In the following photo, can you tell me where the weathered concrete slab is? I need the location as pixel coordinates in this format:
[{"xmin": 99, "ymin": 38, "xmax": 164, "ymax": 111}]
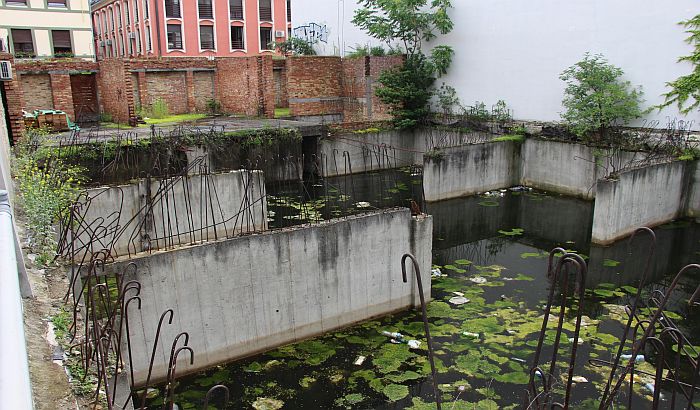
[{"xmin": 105, "ymin": 209, "xmax": 431, "ymax": 386}]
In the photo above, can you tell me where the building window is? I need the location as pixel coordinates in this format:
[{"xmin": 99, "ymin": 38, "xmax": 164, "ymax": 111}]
[
  {"xmin": 52, "ymin": 30, "xmax": 72, "ymax": 55},
  {"xmin": 134, "ymin": 0, "xmax": 139, "ymax": 21},
  {"xmin": 200, "ymin": 25, "xmax": 214, "ymax": 49},
  {"xmin": 125, "ymin": 1, "xmax": 130, "ymax": 25},
  {"xmin": 146, "ymin": 27, "xmax": 152, "ymax": 50},
  {"xmin": 229, "ymin": 0, "xmax": 242, "ymax": 20},
  {"xmin": 167, "ymin": 24, "xmax": 183, "ymax": 49},
  {"xmin": 164, "ymin": 0, "xmax": 180, "ymax": 18},
  {"xmin": 231, "ymin": 26, "xmax": 244, "ymax": 50},
  {"xmin": 11, "ymin": 29, "xmax": 34, "ymax": 57},
  {"xmin": 136, "ymin": 28, "xmax": 142, "ymax": 53},
  {"xmin": 47, "ymin": 0, "xmax": 67, "ymax": 8},
  {"xmin": 259, "ymin": 27, "xmax": 272, "ymax": 50},
  {"xmin": 259, "ymin": 0, "xmax": 272, "ymax": 22},
  {"xmin": 286, "ymin": 0, "xmax": 291, "ymax": 22},
  {"xmin": 144, "ymin": 0, "xmax": 149, "ymax": 19},
  {"xmin": 5, "ymin": 0, "xmax": 27, "ymax": 6},
  {"xmin": 198, "ymin": 0, "xmax": 213, "ymax": 19},
  {"xmin": 110, "ymin": 9, "xmax": 115, "ymax": 31}
]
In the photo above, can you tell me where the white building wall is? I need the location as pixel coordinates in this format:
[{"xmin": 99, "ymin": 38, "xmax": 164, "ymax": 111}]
[{"xmin": 294, "ymin": 0, "xmax": 699, "ymax": 128}]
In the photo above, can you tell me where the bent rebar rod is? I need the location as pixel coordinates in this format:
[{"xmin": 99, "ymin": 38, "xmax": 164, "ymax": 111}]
[
  {"xmin": 203, "ymin": 385, "xmax": 230, "ymax": 409},
  {"xmin": 401, "ymin": 253, "xmax": 441, "ymax": 410},
  {"xmin": 138, "ymin": 308, "xmax": 174, "ymax": 410}
]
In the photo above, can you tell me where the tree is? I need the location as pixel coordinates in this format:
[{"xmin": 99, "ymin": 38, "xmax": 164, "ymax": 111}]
[
  {"xmin": 275, "ymin": 37, "xmax": 317, "ymax": 56},
  {"xmin": 352, "ymin": 0, "xmax": 455, "ymax": 128},
  {"xmin": 659, "ymin": 14, "xmax": 700, "ymax": 114},
  {"xmin": 559, "ymin": 53, "xmax": 644, "ymax": 140}
]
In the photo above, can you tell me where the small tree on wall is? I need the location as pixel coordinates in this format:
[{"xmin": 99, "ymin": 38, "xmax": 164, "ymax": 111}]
[
  {"xmin": 659, "ymin": 14, "xmax": 700, "ymax": 114},
  {"xmin": 352, "ymin": 0, "xmax": 455, "ymax": 128},
  {"xmin": 559, "ymin": 53, "xmax": 644, "ymax": 141}
]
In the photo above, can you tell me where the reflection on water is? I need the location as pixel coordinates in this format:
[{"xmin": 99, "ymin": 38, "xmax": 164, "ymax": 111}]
[{"xmin": 140, "ymin": 177, "xmax": 700, "ymax": 409}]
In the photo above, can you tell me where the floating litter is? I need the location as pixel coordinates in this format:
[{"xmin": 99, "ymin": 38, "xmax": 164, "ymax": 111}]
[{"xmin": 449, "ymin": 296, "xmax": 470, "ymax": 305}]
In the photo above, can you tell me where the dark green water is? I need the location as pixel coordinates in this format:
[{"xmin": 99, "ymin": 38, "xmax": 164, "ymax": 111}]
[{"xmin": 139, "ymin": 171, "xmax": 700, "ymax": 409}]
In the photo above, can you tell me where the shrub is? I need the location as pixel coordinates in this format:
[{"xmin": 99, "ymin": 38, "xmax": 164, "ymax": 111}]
[
  {"xmin": 149, "ymin": 98, "xmax": 170, "ymax": 119},
  {"xmin": 14, "ymin": 129, "xmax": 84, "ymax": 265},
  {"xmin": 659, "ymin": 14, "xmax": 700, "ymax": 114},
  {"xmin": 276, "ymin": 37, "xmax": 317, "ymax": 56},
  {"xmin": 206, "ymin": 99, "xmax": 222, "ymax": 115},
  {"xmin": 560, "ymin": 53, "xmax": 645, "ymax": 141}
]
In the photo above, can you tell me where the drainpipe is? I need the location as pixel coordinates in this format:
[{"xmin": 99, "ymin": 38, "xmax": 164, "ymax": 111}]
[
  {"xmin": 0, "ymin": 190, "xmax": 33, "ymax": 409},
  {"xmin": 153, "ymin": 0, "xmax": 162, "ymax": 57}
]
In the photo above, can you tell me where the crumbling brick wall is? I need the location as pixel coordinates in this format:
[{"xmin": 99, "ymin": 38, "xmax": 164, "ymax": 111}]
[
  {"xmin": 215, "ymin": 56, "xmax": 274, "ymax": 118},
  {"xmin": 21, "ymin": 74, "xmax": 53, "ymax": 112},
  {"xmin": 0, "ymin": 53, "xmax": 25, "ymax": 142},
  {"xmin": 97, "ymin": 59, "xmax": 134, "ymax": 123}
]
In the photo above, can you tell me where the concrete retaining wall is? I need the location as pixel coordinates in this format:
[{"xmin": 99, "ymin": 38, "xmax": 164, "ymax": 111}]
[
  {"xmin": 520, "ymin": 139, "xmax": 598, "ymax": 199},
  {"xmin": 687, "ymin": 161, "xmax": 700, "ymax": 219},
  {"xmin": 108, "ymin": 209, "xmax": 431, "ymax": 386},
  {"xmin": 318, "ymin": 130, "xmax": 425, "ymax": 177},
  {"xmin": 71, "ymin": 170, "xmax": 267, "ymax": 258},
  {"xmin": 423, "ymin": 141, "xmax": 520, "ymax": 202},
  {"xmin": 591, "ymin": 161, "xmax": 688, "ymax": 245}
]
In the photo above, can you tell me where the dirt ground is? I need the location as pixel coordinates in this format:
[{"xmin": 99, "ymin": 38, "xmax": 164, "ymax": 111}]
[{"xmin": 16, "ymin": 222, "xmax": 88, "ymax": 409}]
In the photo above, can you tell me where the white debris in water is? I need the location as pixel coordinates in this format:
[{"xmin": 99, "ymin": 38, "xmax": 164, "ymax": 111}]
[
  {"xmin": 568, "ymin": 337, "xmax": 584, "ymax": 345},
  {"xmin": 355, "ymin": 201, "xmax": 371, "ymax": 208},
  {"xmin": 462, "ymin": 332, "xmax": 480, "ymax": 339},
  {"xmin": 452, "ymin": 291, "xmax": 465, "ymax": 297},
  {"xmin": 431, "ymin": 268, "xmax": 442, "ymax": 277},
  {"xmin": 469, "ymin": 276, "xmax": 487, "ymax": 284},
  {"xmin": 354, "ymin": 355, "xmax": 366, "ymax": 366},
  {"xmin": 407, "ymin": 340, "xmax": 421, "ymax": 349},
  {"xmin": 572, "ymin": 376, "xmax": 589, "ymax": 383},
  {"xmin": 448, "ymin": 296, "xmax": 470, "ymax": 305}
]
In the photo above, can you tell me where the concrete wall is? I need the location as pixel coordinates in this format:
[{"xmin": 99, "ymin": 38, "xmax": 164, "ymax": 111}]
[
  {"xmin": 318, "ymin": 130, "xmax": 425, "ymax": 177},
  {"xmin": 520, "ymin": 139, "xmax": 599, "ymax": 199},
  {"xmin": 423, "ymin": 141, "xmax": 520, "ymax": 202},
  {"xmin": 107, "ymin": 209, "xmax": 432, "ymax": 385},
  {"xmin": 687, "ymin": 161, "xmax": 700, "ymax": 219},
  {"xmin": 591, "ymin": 161, "xmax": 689, "ymax": 245},
  {"xmin": 71, "ymin": 170, "xmax": 267, "ymax": 259},
  {"xmin": 294, "ymin": 0, "xmax": 698, "ymax": 129}
]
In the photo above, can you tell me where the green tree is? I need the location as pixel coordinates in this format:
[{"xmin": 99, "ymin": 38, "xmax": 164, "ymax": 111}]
[
  {"xmin": 275, "ymin": 37, "xmax": 317, "ymax": 56},
  {"xmin": 659, "ymin": 14, "xmax": 700, "ymax": 114},
  {"xmin": 352, "ymin": 0, "xmax": 455, "ymax": 128},
  {"xmin": 560, "ymin": 53, "xmax": 644, "ymax": 140}
]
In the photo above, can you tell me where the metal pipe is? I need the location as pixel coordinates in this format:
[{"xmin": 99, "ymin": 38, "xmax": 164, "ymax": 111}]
[{"xmin": 0, "ymin": 190, "xmax": 34, "ymax": 409}]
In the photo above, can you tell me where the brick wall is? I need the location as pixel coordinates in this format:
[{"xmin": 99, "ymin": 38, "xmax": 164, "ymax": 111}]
[
  {"xmin": 273, "ymin": 59, "xmax": 288, "ymax": 108},
  {"xmin": 21, "ymin": 74, "xmax": 53, "ymax": 112},
  {"xmin": 97, "ymin": 59, "xmax": 134, "ymax": 123},
  {"xmin": 0, "ymin": 53, "xmax": 25, "ymax": 142},
  {"xmin": 193, "ymin": 71, "xmax": 215, "ymax": 112},
  {"xmin": 288, "ymin": 55, "xmax": 403, "ymax": 121},
  {"xmin": 287, "ymin": 56, "xmax": 343, "ymax": 117},
  {"xmin": 50, "ymin": 74, "xmax": 75, "ymax": 121},
  {"xmin": 215, "ymin": 56, "xmax": 274, "ymax": 118},
  {"xmin": 144, "ymin": 71, "xmax": 187, "ymax": 114}
]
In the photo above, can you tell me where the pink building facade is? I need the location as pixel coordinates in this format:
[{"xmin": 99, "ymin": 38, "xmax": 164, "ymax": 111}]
[{"xmin": 91, "ymin": 0, "xmax": 291, "ymax": 59}]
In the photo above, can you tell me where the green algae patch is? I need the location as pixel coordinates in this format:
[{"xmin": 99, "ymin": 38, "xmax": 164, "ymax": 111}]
[
  {"xmin": 299, "ymin": 376, "xmax": 316, "ymax": 388},
  {"xmin": 498, "ymin": 228, "xmax": 524, "ymax": 236},
  {"xmin": 252, "ymin": 397, "xmax": 284, "ymax": 410},
  {"xmin": 372, "ymin": 343, "xmax": 417, "ymax": 374},
  {"xmin": 383, "ymin": 383, "xmax": 410, "ymax": 401},
  {"xmin": 334, "ymin": 393, "xmax": 366, "ymax": 408}
]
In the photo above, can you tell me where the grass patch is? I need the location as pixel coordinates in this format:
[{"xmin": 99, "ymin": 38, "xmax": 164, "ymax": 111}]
[
  {"xmin": 141, "ymin": 113, "xmax": 207, "ymax": 126},
  {"xmin": 274, "ymin": 107, "xmax": 291, "ymax": 118},
  {"xmin": 492, "ymin": 134, "xmax": 525, "ymax": 143},
  {"xmin": 98, "ymin": 122, "xmax": 130, "ymax": 129}
]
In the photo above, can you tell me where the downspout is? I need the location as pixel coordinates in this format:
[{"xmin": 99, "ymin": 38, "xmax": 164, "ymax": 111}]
[{"xmin": 0, "ymin": 190, "xmax": 34, "ymax": 409}]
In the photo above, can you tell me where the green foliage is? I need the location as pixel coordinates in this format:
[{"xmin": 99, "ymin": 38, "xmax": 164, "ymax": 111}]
[
  {"xmin": 659, "ymin": 14, "xmax": 700, "ymax": 114},
  {"xmin": 491, "ymin": 100, "xmax": 512, "ymax": 122},
  {"xmin": 560, "ymin": 53, "xmax": 645, "ymax": 140},
  {"xmin": 370, "ymin": 46, "xmax": 386, "ymax": 56},
  {"xmin": 435, "ymin": 83, "xmax": 459, "ymax": 116},
  {"xmin": 276, "ymin": 37, "xmax": 317, "ymax": 56},
  {"xmin": 347, "ymin": 44, "xmax": 388, "ymax": 58},
  {"xmin": 148, "ymin": 98, "xmax": 170, "ymax": 119},
  {"xmin": 99, "ymin": 112, "xmax": 113, "ymax": 123},
  {"xmin": 678, "ymin": 147, "xmax": 700, "ymax": 161},
  {"xmin": 353, "ymin": 0, "xmax": 455, "ymax": 128},
  {"xmin": 376, "ymin": 54, "xmax": 439, "ymax": 128},
  {"xmin": 206, "ymin": 98, "xmax": 222, "ymax": 114},
  {"xmin": 14, "ymin": 128, "xmax": 84, "ymax": 265}
]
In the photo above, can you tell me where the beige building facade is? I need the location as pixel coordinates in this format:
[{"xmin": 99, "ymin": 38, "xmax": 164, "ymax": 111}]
[{"xmin": 0, "ymin": 0, "xmax": 94, "ymax": 59}]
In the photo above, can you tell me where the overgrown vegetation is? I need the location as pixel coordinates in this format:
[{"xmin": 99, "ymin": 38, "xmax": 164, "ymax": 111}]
[
  {"xmin": 13, "ymin": 127, "xmax": 84, "ymax": 265},
  {"xmin": 137, "ymin": 98, "xmax": 170, "ymax": 119},
  {"xmin": 659, "ymin": 14, "xmax": 700, "ymax": 114},
  {"xmin": 275, "ymin": 37, "xmax": 317, "ymax": 56},
  {"xmin": 560, "ymin": 53, "xmax": 645, "ymax": 141},
  {"xmin": 353, "ymin": 0, "xmax": 455, "ymax": 128},
  {"xmin": 346, "ymin": 44, "xmax": 403, "ymax": 58}
]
